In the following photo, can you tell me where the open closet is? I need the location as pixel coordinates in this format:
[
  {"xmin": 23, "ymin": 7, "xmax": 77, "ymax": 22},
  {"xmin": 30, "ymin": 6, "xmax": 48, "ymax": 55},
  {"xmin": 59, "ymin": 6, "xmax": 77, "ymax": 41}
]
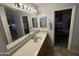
[{"xmin": 54, "ymin": 9, "xmax": 72, "ymax": 48}]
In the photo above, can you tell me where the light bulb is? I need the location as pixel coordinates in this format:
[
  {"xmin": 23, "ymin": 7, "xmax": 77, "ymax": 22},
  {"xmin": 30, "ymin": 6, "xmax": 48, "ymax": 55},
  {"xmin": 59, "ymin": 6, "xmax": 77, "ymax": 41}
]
[
  {"xmin": 30, "ymin": 8, "xmax": 33, "ymax": 12},
  {"xmin": 33, "ymin": 10, "xmax": 37, "ymax": 13},
  {"xmin": 24, "ymin": 5, "xmax": 27, "ymax": 10},
  {"xmin": 28, "ymin": 7, "xmax": 31, "ymax": 11},
  {"xmin": 19, "ymin": 3, "xmax": 22, "ymax": 7},
  {"xmin": 19, "ymin": 3, "xmax": 23, "ymax": 9}
]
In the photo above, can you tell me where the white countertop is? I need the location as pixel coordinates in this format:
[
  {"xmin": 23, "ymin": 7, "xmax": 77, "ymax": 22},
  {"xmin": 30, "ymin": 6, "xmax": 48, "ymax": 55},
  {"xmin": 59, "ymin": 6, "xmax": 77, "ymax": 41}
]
[
  {"xmin": 12, "ymin": 32, "xmax": 47, "ymax": 56},
  {"xmin": 7, "ymin": 31, "xmax": 34, "ymax": 50}
]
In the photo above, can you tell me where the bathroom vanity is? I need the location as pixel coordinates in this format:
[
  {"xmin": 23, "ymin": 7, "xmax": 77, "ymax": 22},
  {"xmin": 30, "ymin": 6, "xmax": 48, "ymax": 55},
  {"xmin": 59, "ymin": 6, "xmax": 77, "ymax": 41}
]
[
  {"xmin": 13, "ymin": 31, "xmax": 47, "ymax": 56},
  {"xmin": 6, "ymin": 31, "xmax": 48, "ymax": 56}
]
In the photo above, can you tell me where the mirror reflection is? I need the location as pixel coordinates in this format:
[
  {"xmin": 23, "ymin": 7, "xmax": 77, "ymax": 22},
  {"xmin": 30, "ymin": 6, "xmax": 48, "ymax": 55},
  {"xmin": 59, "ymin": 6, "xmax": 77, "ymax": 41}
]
[
  {"xmin": 32, "ymin": 18, "xmax": 38, "ymax": 28},
  {"xmin": 4, "ymin": 6, "xmax": 30, "ymax": 44},
  {"xmin": 40, "ymin": 16, "xmax": 47, "ymax": 28},
  {"xmin": 22, "ymin": 16, "xmax": 29, "ymax": 34}
]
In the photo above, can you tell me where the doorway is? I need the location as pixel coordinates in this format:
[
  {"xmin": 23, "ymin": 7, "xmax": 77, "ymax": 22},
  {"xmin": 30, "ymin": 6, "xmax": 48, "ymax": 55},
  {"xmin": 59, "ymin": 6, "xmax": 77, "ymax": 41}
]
[{"xmin": 54, "ymin": 9, "xmax": 72, "ymax": 48}]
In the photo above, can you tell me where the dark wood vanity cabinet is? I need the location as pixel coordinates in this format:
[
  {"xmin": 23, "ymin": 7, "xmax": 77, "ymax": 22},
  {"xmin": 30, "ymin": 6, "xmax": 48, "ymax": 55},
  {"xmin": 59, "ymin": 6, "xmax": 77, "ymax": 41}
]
[{"xmin": 37, "ymin": 34, "xmax": 50, "ymax": 56}]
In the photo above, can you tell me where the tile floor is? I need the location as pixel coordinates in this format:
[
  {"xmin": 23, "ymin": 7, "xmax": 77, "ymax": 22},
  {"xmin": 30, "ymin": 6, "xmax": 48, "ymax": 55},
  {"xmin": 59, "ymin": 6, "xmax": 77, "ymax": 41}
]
[{"xmin": 45, "ymin": 46, "xmax": 79, "ymax": 56}]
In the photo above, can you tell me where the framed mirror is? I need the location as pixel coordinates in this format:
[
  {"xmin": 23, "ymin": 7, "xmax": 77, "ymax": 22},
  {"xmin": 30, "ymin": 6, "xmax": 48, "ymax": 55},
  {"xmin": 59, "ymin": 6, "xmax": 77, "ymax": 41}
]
[
  {"xmin": 4, "ymin": 5, "xmax": 30, "ymax": 43},
  {"xmin": 2, "ymin": 5, "xmax": 30, "ymax": 55},
  {"xmin": 32, "ymin": 18, "xmax": 38, "ymax": 28},
  {"xmin": 40, "ymin": 16, "xmax": 47, "ymax": 28}
]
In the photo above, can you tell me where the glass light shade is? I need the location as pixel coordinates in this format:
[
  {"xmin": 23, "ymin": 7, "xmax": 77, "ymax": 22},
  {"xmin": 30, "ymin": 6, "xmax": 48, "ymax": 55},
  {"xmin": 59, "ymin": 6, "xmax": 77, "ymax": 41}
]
[
  {"xmin": 19, "ymin": 3, "xmax": 22, "ymax": 7},
  {"xmin": 28, "ymin": 7, "xmax": 31, "ymax": 11},
  {"xmin": 24, "ymin": 5, "xmax": 27, "ymax": 10}
]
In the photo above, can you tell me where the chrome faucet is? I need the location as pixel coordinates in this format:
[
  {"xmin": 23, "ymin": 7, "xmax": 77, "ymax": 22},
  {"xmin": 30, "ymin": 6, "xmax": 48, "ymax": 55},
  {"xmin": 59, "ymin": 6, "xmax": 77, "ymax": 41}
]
[{"xmin": 31, "ymin": 30, "xmax": 40, "ymax": 43}]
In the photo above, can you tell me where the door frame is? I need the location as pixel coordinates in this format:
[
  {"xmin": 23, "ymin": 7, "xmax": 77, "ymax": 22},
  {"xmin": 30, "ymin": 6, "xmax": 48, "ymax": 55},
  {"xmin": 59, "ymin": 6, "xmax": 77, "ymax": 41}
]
[{"xmin": 53, "ymin": 6, "xmax": 76, "ymax": 50}]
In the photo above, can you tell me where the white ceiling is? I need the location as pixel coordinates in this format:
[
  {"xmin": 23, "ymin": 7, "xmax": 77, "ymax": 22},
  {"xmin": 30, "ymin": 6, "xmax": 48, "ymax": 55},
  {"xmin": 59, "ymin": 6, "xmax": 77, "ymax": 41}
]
[{"xmin": 33, "ymin": 3, "xmax": 50, "ymax": 7}]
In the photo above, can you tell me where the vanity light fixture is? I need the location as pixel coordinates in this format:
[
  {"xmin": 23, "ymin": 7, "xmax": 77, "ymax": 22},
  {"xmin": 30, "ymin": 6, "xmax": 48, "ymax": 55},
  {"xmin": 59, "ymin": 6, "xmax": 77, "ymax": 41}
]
[{"xmin": 14, "ymin": 3, "xmax": 37, "ymax": 14}]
